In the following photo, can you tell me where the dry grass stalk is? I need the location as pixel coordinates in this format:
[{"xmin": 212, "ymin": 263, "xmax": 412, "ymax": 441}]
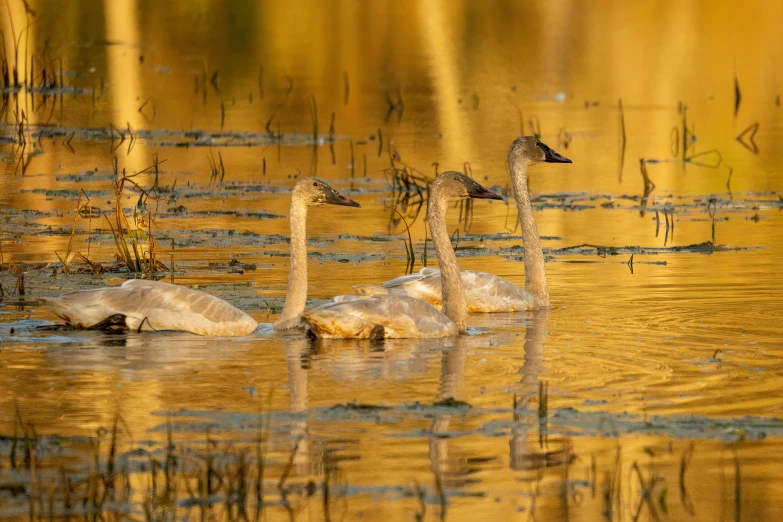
[{"xmin": 102, "ymin": 161, "xmax": 169, "ymax": 274}]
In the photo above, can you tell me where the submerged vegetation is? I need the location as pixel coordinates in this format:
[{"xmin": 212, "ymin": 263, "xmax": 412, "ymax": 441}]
[{"xmin": 0, "ymin": 395, "xmax": 764, "ymax": 521}]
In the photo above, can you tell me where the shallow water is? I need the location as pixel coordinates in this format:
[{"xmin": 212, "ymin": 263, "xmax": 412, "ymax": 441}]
[{"xmin": 1, "ymin": 1, "xmax": 783, "ymax": 520}]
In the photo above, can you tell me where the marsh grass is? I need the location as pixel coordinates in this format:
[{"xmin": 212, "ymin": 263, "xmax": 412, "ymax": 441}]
[
  {"xmin": 328, "ymin": 113, "xmax": 336, "ymax": 165},
  {"xmin": 0, "ymin": 395, "xmax": 299, "ymax": 521},
  {"xmin": 309, "ymin": 95, "xmax": 318, "ymax": 143},
  {"xmin": 383, "ymin": 150, "xmax": 483, "ymax": 266},
  {"xmin": 2, "ymin": 409, "xmax": 136, "ymax": 520},
  {"xmin": 384, "ymin": 144, "xmax": 430, "ymax": 231},
  {"xmin": 0, "ymin": 401, "xmax": 752, "ymax": 522},
  {"xmin": 55, "ymin": 188, "xmax": 104, "ymax": 274},
  {"xmin": 349, "ymin": 140, "xmax": 354, "ymax": 178},
  {"xmin": 208, "ymin": 149, "xmax": 225, "ymax": 185},
  {"xmin": 99, "ymin": 158, "xmax": 170, "ymax": 274},
  {"xmin": 394, "ymin": 209, "xmax": 415, "ymax": 275},
  {"xmin": 601, "ymin": 446, "xmax": 624, "ymax": 520},
  {"xmin": 0, "ymin": 260, "xmax": 25, "ymax": 300},
  {"xmin": 630, "ymin": 458, "xmax": 662, "ymax": 520},
  {"xmin": 638, "ymin": 158, "xmax": 655, "ymax": 217}
]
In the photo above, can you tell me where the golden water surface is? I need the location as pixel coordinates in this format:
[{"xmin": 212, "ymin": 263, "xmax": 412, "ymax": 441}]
[{"xmin": 1, "ymin": 1, "xmax": 782, "ymax": 520}]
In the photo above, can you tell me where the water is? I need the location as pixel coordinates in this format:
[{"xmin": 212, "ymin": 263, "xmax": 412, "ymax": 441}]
[{"xmin": 1, "ymin": 1, "xmax": 783, "ymax": 520}]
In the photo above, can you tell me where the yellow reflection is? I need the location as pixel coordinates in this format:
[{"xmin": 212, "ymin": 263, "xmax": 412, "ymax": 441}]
[
  {"xmin": 103, "ymin": 0, "xmax": 145, "ymax": 172},
  {"xmin": 418, "ymin": 0, "xmax": 471, "ymax": 165}
]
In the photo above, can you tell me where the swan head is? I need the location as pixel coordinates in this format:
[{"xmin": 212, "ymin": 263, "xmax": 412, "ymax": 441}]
[
  {"xmin": 432, "ymin": 171, "xmax": 503, "ymax": 203},
  {"xmin": 294, "ymin": 178, "xmax": 360, "ymax": 207},
  {"xmin": 509, "ymin": 136, "xmax": 572, "ymax": 166}
]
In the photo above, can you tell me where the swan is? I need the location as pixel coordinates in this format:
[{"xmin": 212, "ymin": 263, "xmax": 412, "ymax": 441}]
[
  {"xmin": 355, "ymin": 136, "xmax": 571, "ymax": 311},
  {"xmin": 302, "ymin": 171, "xmax": 502, "ymax": 339},
  {"xmin": 40, "ymin": 178, "xmax": 360, "ymax": 336}
]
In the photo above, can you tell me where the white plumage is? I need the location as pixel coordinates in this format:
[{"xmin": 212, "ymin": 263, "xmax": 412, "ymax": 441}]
[
  {"xmin": 355, "ymin": 267, "xmax": 537, "ymax": 312},
  {"xmin": 40, "ymin": 178, "xmax": 361, "ymax": 337},
  {"xmin": 355, "ymin": 136, "xmax": 572, "ymax": 313},
  {"xmin": 41, "ymin": 279, "xmax": 259, "ymax": 336},
  {"xmin": 303, "ymin": 294, "xmax": 458, "ymax": 339},
  {"xmin": 302, "ymin": 171, "xmax": 503, "ymax": 339}
]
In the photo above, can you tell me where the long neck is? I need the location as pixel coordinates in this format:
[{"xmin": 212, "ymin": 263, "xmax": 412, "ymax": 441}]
[
  {"xmin": 510, "ymin": 158, "xmax": 549, "ymax": 307},
  {"xmin": 428, "ymin": 196, "xmax": 467, "ymax": 331},
  {"xmin": 278, "ymin": 198, "xmax": 309, "ymax": 325}
]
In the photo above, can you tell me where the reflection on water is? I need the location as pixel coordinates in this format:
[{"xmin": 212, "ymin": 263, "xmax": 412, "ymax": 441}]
[{"xmin": 2, "ymin": 0, "xmax": 783, "ymax": 520}]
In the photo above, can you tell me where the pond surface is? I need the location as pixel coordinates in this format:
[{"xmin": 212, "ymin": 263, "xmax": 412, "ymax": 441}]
[{"xmin": 1, "ymin": 1, "xmax": 782, "ymax": 520}]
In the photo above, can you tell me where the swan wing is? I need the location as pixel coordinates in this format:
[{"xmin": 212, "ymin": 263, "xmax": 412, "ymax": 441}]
[
  {"xmin": 380, "ymin": 267, "xmax": 441, "ymax": 288},
  {"xmin": 376, "ymin": 267, "xmax": 443, "ymax": 306},
  {"xmin": 459, "ymin": 270, "xmax": 535, "ymax": 312},
  {"xmin": 42, "ymin": 279, "xmax": 258, "ymax": 336},
  {"xmin": 303, "ymin": 294, "xmax": 457, "ymax": 339},
  {"xmin": 374, "ymin": 268, "xmax": 534, "ymax": 312}
]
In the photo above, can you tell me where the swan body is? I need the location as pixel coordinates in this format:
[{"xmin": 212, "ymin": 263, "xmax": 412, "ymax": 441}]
[
  {"xmin": 358, "ymin": 137, "xmax": 571, "ymax": 312},
  {"xmin": 303, "ymin": 172, "xmax": 502, "ymax": 339},
  {"xmin": 40, "ymin": 279, "xmax": 259, "ymax": 336},
  {"xmin": 303, "ymin": 294, "xmax": 458, "ymax": 339},
  {"xmin": 42, "ymin": 178, "xmax": 360, "ymax": 336},
  {"xmin": 355, "ymin": 267, "xmax": 539, "ymax": 311}
]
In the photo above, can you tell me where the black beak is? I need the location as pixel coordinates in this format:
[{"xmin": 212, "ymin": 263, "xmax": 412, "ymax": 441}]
[
  {"xmin": 466, "ymin": 179, "xmax": 503, "ymax": 201},
  {"xmin": 326, "ymin": 189, "xmax": 361, "ymax": 208},
  {"xmin": 539, "ymin": 141, "xmax": 572, "ymax": 163}
]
